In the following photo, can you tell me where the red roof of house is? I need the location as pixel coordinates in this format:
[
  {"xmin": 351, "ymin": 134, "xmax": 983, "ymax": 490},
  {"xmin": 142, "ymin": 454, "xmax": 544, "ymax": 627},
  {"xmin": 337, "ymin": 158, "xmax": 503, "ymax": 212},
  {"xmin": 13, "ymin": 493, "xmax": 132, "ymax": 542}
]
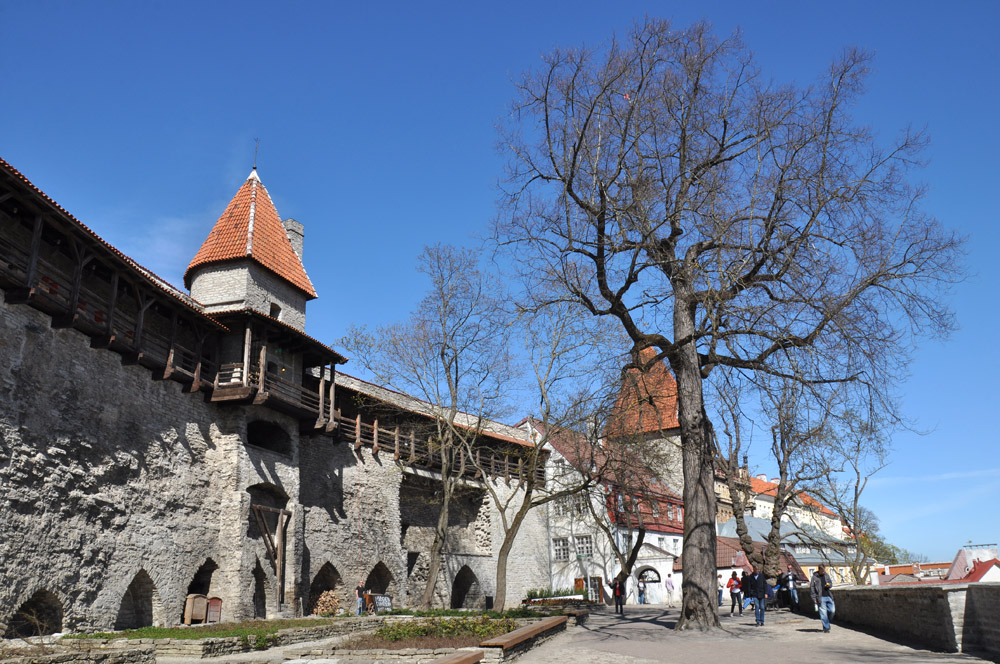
[
  {"xmin": 185, "ymin": 169, "xmax": 316, "ymax": 298},
  {"xmin": 748, "ymin": 476, "xmax": 837, "ymax": 517},
  {"xmin": 605, "ymin": 347, "xmax": 680, "ymax": 439},
  {"xmin": 965, "ymin": 558, "xmax": 1000, "ymax": 583}
]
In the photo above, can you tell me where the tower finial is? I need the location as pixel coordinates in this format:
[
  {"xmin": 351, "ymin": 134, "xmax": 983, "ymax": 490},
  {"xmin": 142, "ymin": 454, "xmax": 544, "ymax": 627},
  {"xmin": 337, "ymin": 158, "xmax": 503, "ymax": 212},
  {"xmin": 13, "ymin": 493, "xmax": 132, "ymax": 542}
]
[{"xmin": 253, "ymin": 138, "xmax": 260, "ymax": 170}]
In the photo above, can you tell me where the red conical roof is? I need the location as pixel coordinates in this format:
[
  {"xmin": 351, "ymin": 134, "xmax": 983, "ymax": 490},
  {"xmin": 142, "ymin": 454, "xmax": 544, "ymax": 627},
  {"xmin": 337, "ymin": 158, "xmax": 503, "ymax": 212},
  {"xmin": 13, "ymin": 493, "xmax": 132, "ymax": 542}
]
[
  {"xmin": 605, "ymin": 347, "xmax": 680, "ymax": 438},
  {"xmin": 184, "ymin": 169, "xmax": 317, "ymax": 298}
]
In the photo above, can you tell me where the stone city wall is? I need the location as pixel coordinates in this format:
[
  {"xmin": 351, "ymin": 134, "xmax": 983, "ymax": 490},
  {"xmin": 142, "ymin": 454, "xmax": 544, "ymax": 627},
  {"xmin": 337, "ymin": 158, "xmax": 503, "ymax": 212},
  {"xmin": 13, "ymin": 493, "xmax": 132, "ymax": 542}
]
[{"xmin": 801, "ymin": 583, "xmax": 1000, "ymax": 659}]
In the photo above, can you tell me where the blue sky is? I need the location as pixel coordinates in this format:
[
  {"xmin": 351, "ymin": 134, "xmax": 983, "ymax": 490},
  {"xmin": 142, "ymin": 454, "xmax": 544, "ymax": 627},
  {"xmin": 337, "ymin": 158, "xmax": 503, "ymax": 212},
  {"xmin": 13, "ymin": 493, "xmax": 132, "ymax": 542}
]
[{"xmin": 1, "ymin": 1, "xmax": 997, "ymax": 562}]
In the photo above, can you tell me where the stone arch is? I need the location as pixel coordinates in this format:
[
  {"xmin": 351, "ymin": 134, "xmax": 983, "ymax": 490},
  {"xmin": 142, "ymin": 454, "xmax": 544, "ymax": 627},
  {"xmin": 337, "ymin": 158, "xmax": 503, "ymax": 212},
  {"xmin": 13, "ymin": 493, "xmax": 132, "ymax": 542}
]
[
  {"xmin": 307, "ymin": 562, "xmax": 342, "ymax": 615},
  {"xmin": 246, "ymin": 483, "xmax": 289, "ymax": 540},
  {"xmin": 450, "ymin": 566, "xmax": 483, "ymax": 609},
  {"xmin": 246, "ymin": 420, "xmax": 291, "ymax": 455},
  {"xmin": 251, "ymin": 558, "xmax": 270, "ymax": 619},
  {"xmin": 186, "ymin": 558, "xmax": 219, "ymax": 596},
  {"xmin": 4, "ymin": 589, "xmax": 63, "ymax": 638},
  {"xmin": 115, "ymin": 570, "xmax": 164, "ymax": 630},
  {"xmin": 364, "ymin": 562, "xmax": 395, "ymax": 596},
  {"xmin": 636, "ymin": 566, "xmax": 661, "ymax": 583}
]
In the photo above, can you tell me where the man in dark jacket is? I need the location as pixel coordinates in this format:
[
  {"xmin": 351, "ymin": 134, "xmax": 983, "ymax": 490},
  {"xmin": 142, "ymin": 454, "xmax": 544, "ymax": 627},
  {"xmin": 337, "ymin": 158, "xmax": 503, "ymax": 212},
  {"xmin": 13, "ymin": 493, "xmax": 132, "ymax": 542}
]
[
  {"xmin": 747, "ymin": 565, "xmax": 768, "ymax": 626},
  {"xmin": 810, "ymin": 565, "xmax": 835, "ymax": 632}
]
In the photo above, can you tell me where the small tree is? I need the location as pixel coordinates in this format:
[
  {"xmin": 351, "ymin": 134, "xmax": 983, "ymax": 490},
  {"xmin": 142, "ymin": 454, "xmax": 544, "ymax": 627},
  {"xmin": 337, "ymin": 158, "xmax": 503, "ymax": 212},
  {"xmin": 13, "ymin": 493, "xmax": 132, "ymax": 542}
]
[{"xmin": 344, "ymin": 244, "xmax": 514, "ymax": 608}]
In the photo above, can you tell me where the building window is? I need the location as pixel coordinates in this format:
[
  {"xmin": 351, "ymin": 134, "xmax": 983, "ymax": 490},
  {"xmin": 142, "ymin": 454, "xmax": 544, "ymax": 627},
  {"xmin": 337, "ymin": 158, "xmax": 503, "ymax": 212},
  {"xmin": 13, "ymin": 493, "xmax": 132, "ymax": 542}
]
[
  {"xmin": 651, "ymin": 501, "xmax": 660, "ymax": 518},
  {"xmin": 576, "ymin": 535, "xmax": 593, "ymax": 557},
  {"xmin": 269, "ymin": 302, "xmax": 282, "ymax": 319},
  {"xmin": 553, "ymin": 538, "xmax": 570, "ymax": 562}
]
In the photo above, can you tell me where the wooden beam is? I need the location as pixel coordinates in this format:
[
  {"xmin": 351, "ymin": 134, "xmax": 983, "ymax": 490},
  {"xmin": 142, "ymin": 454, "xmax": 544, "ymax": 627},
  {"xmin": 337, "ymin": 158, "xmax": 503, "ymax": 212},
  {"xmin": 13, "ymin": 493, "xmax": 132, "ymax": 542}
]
[
  {"xmin": 6, "ymin": 215, "xmax": 43, "ymax": 303},
  {"xmin": 242, "ymin": 323, "xmax": 252, "ymax": 387},
  {"xmin": 184, "ymin": 333, "xmax": 205, "ymax": 393},
  {"xmin": 372, "ymin": 418, "xmax": 379, "ymax": 455},
  {"xmin": 52, "ymin": 240, "xmax": 93, "ymax": 328},
  {"xmin": 91, "ymin": 270, "xmax": 119, "ymax": 348}
]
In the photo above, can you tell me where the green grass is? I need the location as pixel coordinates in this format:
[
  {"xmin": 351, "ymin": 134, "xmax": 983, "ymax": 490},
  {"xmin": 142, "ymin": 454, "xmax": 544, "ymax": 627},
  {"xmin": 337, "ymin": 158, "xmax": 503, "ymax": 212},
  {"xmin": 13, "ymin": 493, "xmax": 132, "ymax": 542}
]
[{"xmin": 62, "ymin": 617, "xmax": 339, "ymax": 642}]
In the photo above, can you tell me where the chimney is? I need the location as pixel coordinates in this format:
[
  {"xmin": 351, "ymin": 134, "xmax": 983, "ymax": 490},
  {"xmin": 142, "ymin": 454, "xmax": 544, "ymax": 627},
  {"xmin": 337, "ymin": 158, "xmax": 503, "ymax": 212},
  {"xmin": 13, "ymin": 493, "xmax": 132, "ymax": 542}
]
[
  {"xmin": 756, "ymin": 473, "xmax": 767, "ymax": 481},
  {"xmin": 283, "ymin": 218, "xmax": 304, "ymax": 259}
]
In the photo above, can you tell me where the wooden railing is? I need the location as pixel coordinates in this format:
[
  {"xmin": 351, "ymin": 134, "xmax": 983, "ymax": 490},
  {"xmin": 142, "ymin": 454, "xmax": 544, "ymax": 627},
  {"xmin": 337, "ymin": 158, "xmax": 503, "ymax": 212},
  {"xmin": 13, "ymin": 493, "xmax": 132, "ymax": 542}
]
[
  {"xmin": 333, "ymin": 412, "xmax": 545, "ymax": 485},
  {"xmin": 261, "ymin": 370, "xmax": 320, "ymax": 414},
  {"xmin": 0, "ymin": 230, "xmax": 218, "ymax": 387}
]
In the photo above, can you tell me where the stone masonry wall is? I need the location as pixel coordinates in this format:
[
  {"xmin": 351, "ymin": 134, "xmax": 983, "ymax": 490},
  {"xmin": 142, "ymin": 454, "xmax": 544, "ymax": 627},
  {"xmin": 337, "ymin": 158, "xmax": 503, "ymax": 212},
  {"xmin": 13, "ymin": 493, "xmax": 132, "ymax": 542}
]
[
  {"xmin": 827, "ymin": 583, "xmax": 1000, "ymax": 658},
  {"xmin": 0, "ymin": 292, "xmax": 553, "ymax": 632},
  {"xmin": 189, "ymin": 263, "xmax": 307, "ymax": 331},
  {"xmin": 0, "ymin": 295, "xmax": 311, "ymax": 630},
  {"xmin": 961, "ymin": 584, "xmax": 1000, "ymax": 659}
]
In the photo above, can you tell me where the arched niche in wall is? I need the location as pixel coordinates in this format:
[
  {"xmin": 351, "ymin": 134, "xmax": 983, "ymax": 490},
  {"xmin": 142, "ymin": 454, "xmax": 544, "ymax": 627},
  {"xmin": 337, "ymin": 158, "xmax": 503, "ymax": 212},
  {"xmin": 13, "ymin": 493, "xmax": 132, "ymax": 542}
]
[
  {"xmin": 115, "ymin": 570, "xmax": 163, "ymax": 630},
  {"xmin": 251, "ymin": 558, "xmax": 270, "ymax": 619},
  {"xmin": 246, "ymin": 420, "xmax": 291, "ymax": 456},
  {"xmin": 246, "ymin": 483, "xmax": 290, "ymax": 540},
  {"xmin": 450, "ymin": 566, "xmax": 483, "ymax": 609},
  {"xmin": 4, "ymin": 590, "xmax": 63, "ymax": 638},
  {"xmin": 307, "ymin": 562, "xmax": 342, "ymax": 615},
  {"xmin": 186, "ymin": 558, "xmax": 219, "ymax": 596},
  {"xmin": 364, "ymin": 562, "xmax": 395, "ymax": 596}
]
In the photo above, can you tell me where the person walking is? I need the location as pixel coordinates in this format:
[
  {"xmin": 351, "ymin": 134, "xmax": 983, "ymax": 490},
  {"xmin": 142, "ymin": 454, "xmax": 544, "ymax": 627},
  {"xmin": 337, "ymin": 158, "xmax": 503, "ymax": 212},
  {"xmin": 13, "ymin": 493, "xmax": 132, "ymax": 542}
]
[
  {"xmin": 611, "ymin": 575, "xmax": 626, "ymax": 615},
  {"xmin": 747, "ymin": 565, "xmax": 768, "ymax": 626},
  {"xmin": 783, "ymin": 564, "xmax": 801, "ymax": 611},
  {"xmin": 717, "ymin": 574, "xmax": 725, "ymax": 607},
  {"xmin": 726, "ymin": 571, "xmax": 742, "ymax": 616},
  {"xmin": 663, "ymin": 574, "xmax": 676, "ymax": 607},
  {"xmin": 811, "ymin": 564, "xmax": 836, "ymax": 633},
  {"xmin": 741, "ymin": 570, "xmax": 752, "ymax": 612},
  {"xmin": 638, "ymin": 579, "xmax": 646, "ymax": 605}
]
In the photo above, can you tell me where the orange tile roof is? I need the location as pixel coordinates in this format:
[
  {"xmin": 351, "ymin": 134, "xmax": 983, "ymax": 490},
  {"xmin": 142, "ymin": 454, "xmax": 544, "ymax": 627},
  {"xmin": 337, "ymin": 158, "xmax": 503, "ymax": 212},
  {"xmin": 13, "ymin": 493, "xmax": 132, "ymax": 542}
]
[
  {"xmin": 184, "ymin": 169, "xmax": 317, "ymax": 298},
  {"xmin": 605, "ymin": 347, "xmax": 680, "ymax": 438}
]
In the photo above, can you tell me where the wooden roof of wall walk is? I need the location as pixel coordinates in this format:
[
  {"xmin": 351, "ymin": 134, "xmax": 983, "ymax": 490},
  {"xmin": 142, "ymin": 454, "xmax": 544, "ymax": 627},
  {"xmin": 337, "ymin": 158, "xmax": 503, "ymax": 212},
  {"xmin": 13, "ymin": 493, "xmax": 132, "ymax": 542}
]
[
  {"xmin": 0, "ymin": 156, "xmax": 226, "ymax": 331},
  {"xmin": 211, "ymin": 308, "xmax": 347, "ymax": 366},
  {"xmin": 335, "ymin": 372, "xmax": 534, "ymax": 449}
]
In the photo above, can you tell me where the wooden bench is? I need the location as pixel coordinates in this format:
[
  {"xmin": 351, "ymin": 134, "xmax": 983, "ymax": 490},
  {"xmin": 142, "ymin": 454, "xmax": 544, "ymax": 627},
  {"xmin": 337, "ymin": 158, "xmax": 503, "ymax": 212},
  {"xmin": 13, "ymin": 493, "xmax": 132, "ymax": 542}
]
[
  {"xmin": 430, "ymin": 650, "xmax": 484, "ymax": 664},
  {"xmin": 480, "ymin": 615, "xmax": 568, "ymax": 650},
  {"xmin": 564, "ymin": 608, "xmax": 590, "ymax": 625}
]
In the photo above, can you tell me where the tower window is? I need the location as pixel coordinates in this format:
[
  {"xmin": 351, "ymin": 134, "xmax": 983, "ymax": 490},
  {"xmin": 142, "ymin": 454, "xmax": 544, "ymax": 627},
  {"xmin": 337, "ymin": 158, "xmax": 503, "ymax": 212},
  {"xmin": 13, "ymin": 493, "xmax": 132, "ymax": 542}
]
[{"xmin": 269, "ymin": 303, "xmax": 282, "ymax": 319}]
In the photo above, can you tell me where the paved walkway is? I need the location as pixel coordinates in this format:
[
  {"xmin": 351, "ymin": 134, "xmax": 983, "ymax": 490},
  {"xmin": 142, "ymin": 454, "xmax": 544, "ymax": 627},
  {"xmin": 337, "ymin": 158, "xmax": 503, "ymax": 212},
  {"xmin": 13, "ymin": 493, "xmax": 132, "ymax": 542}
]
[{"xmin": 514, "ymin": 605, "xmax": 987, "ymax": 664}]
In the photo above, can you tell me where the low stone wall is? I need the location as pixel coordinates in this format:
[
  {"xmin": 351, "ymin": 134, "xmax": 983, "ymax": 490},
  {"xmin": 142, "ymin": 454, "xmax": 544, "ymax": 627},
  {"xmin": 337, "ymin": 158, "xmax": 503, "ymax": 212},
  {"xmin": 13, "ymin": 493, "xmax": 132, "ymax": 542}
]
[
  {"xmin": 64, "ymin": 616, "xmax": 388, "ymax": 658},
  {"xmin": 796, "ymin": 583, "xmax": 1000, "ymax": 659},
  {"xmin": 0, "ymin": 646, "xmax": 154, "ymax": 664}
]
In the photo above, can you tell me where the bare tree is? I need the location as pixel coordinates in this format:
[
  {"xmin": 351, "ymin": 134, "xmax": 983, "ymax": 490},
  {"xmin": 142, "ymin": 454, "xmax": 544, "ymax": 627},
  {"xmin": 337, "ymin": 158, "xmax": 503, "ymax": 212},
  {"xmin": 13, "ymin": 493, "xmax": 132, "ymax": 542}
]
[
  {"xmin": 468, "ymin": 302, "xmax": 619, "ymax": 611},
  {"xmin": 496, "ymin": 19, "xmax": 961, "ymax": 628},
  {"xmin": 344, "ymin": 244, "xmax": 514, "ymax": 609},
  {"xmin": 807, "ymin": 412, "xmax": 890, "ymax": 584}
]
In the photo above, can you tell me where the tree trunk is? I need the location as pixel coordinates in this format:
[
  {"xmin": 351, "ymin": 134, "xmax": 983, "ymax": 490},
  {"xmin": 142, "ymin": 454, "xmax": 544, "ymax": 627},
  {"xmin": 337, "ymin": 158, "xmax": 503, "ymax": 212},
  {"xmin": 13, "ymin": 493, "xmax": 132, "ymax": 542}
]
[
  {"xmin": 492, "ymin": 496, "xmax": 534, "ymax": 613},
  {"xmin": 420, "ymin": 476, "xmax": 453, "ymax": 609},
  {"xmin": 672, "ymin": 299, "xmax": 720, "ymax": 631}
]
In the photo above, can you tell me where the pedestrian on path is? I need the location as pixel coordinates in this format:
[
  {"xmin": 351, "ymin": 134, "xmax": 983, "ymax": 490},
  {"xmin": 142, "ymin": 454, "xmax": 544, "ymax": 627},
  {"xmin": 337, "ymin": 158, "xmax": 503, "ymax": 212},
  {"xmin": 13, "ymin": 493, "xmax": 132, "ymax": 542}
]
[
  {"xmin": 663, "ymin": 574, "xmax": 676, "ymax": 607},
  {"xmin": 811, "ymin": 564, "xmax": 836, "ymax": 633},
  {"xmin": 611, "ymin": 575, "xmax": 626, "ymax": 614},
  {"xmin": 726, "ymin": 571, "xmax": 742, "ymax": 616},
  {"xmin": 747, "ymin": 565, "xmax": 767, "ymax": 626},
  {"xmin": 717, "ymin": 574, "xmax": 724, "ymax": 606},
  {"xmin": 638, "ymin": 579, "xmax": 646, "ymax": 605}
]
